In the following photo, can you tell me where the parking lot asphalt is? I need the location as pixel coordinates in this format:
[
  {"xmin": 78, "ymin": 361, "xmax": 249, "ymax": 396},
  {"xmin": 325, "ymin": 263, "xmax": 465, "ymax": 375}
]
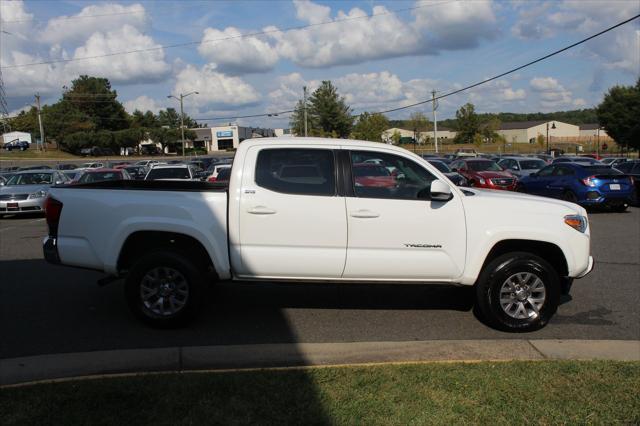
[{"xmin": 1, "ymin": 209, "xmax": 639, "ymax": 359}]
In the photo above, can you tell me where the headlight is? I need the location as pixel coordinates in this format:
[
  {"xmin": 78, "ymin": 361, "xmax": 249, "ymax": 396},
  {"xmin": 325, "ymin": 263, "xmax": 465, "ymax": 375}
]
[
  {"xmin": 29, "ymin": 190, "xmax": 48, "ymax": 199},
  {"xmin": 564, "ymin": 214, "xmax": 587, "ymax": 233}
]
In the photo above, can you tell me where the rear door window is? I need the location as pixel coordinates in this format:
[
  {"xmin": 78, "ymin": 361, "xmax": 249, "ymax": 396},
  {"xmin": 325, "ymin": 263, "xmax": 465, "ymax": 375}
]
[{"xmin": 255, "ymin": 148, "xmax": 336, "ymax": 196}]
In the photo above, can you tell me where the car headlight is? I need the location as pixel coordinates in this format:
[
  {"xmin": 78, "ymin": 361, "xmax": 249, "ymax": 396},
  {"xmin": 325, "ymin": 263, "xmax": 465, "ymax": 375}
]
[
  {"xmin": 28, "ymin": 190, "xmax": 48, "ymax": 199},
  {"xmin": 564, "ymin": 214, "xmax": 588, "ymax": 233}
]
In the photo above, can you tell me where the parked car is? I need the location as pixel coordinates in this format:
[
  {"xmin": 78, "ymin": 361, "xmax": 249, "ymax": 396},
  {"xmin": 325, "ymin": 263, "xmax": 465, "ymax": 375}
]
[
  {"xmin": 614, "ymin": 160, "xmax": 640, "ymax": 205},
  {"xmin": 449, "ymin": 158, "xmax": 517, "ymax": 191},
  {"xmin": 552, "ymin": 156, "xmax": 602, "ymax": 165},
  {"xmin": 123, "ymin": 166, "xmax": 148, "ymax": 180},
  {"xmin": 532, "ymin": 154, "xmax": 554, "ymax": 163},
  {"xmin": 206, "ymin": 164, "xmax": 232, "ymax": 182},
  {"xmin": 74, "ymin": 168, "xmax": 131, "ymax": 184},
  {"xmin": 56, "ymin": 163, "xmax": 78, "ymax": 170},
  {"xmin": 43, "ymin": 137, "xmax": 593, "ymax": 331},
  {"xmin": 79, "ymin": 162, "xmax": 105, "ymax": 170},
  {"xmin": 498, "ymin": 157, "xmax": 548, "ymax": 178},
  {"xmin": 0, "ymin": 173, "xmax": 15, "ymax": 186},
  {"xmin": 352, "ymin": 163, "xmax": 397, "ymax": 188},
  {"xmin": 145, "ymin": 164, "xmax": 197, "ymax": 181},
  {"xmin": 135, "ymin": 160, "xmax": 163, "ymax": 168},
  {"xmin": 427, "ymin": 160, "xmax": 467, "ymax": 186},
  {"xmin": 19, "ymin": 165, "xmax": 53, "ymax": 171},
  {"xmin": 518, "ymin": 163, "xmax": 634, "ymax": 211},
  {"xmin": 601, "ymin": 157, "xmax": 629, "ymax": 167},
  {"xmin": 212, "ymin": 167, "xmax": 231, "ymax": 184},
  {"xmin": 3, "ymin": 140, "xmax": 30, "ymax": 151},
  {"xmin": 455, "ymin": 148, "xmax": 478, "ymax": 157},
  {"xmin": 80, "ymin": 146, "xmax": 114, "ymax": 157},
  {"xmin": 62, "ymin": 170, "xmax": 82, "ymax": 182},
  {"xmin": 0, "ymin": 170, "xmax": 69, "ymax": 215}
]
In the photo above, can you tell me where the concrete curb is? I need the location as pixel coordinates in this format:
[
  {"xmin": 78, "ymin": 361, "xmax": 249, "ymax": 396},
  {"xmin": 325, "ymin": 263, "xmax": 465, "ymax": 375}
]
[{"xmin": 2, "ymin": 339, "xmax": 638, "ymax": 387}]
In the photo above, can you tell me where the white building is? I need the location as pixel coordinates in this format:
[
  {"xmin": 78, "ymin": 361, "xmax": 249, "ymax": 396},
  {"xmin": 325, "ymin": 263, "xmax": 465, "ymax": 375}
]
[
  {"xmin": 274, "ymin": 128, "xmax": 293, "ymax": 137},
  {"xmin": 191, "ymin": 125, "xmax": 276, "ymax": 152},
  {"xmin": 381, "ymin": 127, "xmax": 457, "ymax": 144},
  {"xmin": 2, "ymin": 131, "xmax": 32, "ymax": 145},
  {"xmin": 579, "ymin": 124, "xmax": 610, "ymax": 139},
  {"xmin": 498, "ymin": 121, "xmax": 580, "ymax": 144}
]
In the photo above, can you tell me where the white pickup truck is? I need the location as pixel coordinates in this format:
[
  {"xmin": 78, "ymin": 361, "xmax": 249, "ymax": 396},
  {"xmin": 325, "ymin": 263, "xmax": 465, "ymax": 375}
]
[{"xmin": 43, "ymin": 138, "xmax": 593, "ymax": 331}]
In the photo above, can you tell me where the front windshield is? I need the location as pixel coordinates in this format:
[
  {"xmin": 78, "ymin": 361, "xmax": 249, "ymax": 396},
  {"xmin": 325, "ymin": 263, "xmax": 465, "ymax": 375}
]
[
  {"xmin": 520, "ymin": 160, "xmax": 546, "ymax": 169},
  {"xmin": 429, "ymin": 161, "xmax": 451, "ymax": 173},
  {"xmin": 146, "ymin": 168, "xmax": 190, "ymax": 180},
  {"xmin": 467, "ymin": 161, "xmax": 503, "ymax": 172},
  {"xmin": 78, "ymin": 172, "xmax": 123, "ymax": 183},
  {"xmin": 6, "ymin": 173, "xmax": 52, "ymax": 185}
]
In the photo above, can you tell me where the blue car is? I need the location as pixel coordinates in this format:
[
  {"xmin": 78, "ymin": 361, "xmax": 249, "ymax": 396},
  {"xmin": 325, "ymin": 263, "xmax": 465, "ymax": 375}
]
[{"xmin": 518, "ymin": 163, "xmax": 634, "ymax": 212}]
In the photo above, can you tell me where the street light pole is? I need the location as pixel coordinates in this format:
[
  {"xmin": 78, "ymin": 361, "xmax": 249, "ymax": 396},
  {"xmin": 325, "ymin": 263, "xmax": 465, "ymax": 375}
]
[
  {"xmin": 303, "ymin": 86, "xmax": 308, "ymax": 137},
  {"xmin": 546, "ymin": 121, "xmax": 556, "ymax": 154},
  {"xmin": 431, "ymin": 90, "xmax": 439, "ymax": 154},
  {"xmin": 168, "ymin": 91, "xmax": 198, "ymax": 157}
]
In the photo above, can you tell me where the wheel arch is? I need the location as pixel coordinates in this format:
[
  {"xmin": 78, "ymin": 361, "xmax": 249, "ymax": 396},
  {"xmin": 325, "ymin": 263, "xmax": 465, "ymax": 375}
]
[
  {"xmin": 117, "ymin": 231, "xmax": 218, "ymax": 280},
  {"xmin": 479, "ymin": 239, "xmax": 569, "ymax": 280}
]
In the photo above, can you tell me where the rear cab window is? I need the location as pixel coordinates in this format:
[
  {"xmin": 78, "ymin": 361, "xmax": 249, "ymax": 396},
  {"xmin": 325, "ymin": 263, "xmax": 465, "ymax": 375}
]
[{"xmin": 255, "ymin": 148, "xmax": 336, "ymax": 196}]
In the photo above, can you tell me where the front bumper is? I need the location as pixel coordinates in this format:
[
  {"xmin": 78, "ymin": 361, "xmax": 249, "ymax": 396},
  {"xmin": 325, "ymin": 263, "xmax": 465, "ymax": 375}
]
[
  {"xmin": 43, "ymin": 237, "xmax": 61, "ymax": 264},
  {"xmin": 0, "ymin": 198, "xmax": 46, "ymax": 214},
  {"xmin": 574, "ymin": 255, "xmax": 594, "ymax": 279}
]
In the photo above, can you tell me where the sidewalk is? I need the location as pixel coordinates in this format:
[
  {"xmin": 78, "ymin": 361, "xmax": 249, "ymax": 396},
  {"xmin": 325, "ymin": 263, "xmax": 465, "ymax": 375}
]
[{"xmin": 2, "ymin": 339, "xmax": 639, "ymax": 386}]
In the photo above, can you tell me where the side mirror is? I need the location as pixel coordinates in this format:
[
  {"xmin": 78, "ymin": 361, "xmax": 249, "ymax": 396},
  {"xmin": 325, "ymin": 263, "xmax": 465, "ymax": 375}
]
[
  {"xmin": 55, "ymin": 181, "xmax": 63, "ymax": 185},
  {"xmin": 430, "ymin": 179, "xmax": 453, "ymax": 202}
]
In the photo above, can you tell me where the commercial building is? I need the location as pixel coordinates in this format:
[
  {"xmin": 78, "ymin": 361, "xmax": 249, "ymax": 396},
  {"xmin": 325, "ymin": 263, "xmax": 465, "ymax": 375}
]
[
  {"xmin": 2, "ymin": 131, "xmax": 32, "ymax": 145},
  {"xmin": 191, "ymin": 125, "xmax": 276, "ymax": 152},
  {"xmin": 498, "ymin": 120, "xmax": 579, "ymax": 144},
  {"xmin": 382, "ymin": 127, "xmax": 457, "ymax": 144},
  {"xmin": 579, "ymin": 124, "xmax": 610, "ymax": 139}
]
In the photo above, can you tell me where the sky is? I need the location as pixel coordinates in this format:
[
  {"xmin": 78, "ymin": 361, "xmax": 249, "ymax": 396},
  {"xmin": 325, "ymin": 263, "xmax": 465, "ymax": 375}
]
[{"xmin": 1, "ymin": 0, "xmax": 639, "ymax": 128}]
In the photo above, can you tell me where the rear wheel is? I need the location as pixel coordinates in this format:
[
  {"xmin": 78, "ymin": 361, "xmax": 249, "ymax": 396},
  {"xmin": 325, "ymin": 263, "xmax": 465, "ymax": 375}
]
[
  {"xmin": 475, "ymin": 252, "xmax": 560, "ymax": 332},
  {"xmin": 611, "ymin": 203, "xmax": 628, "ymax": 212},
  {"xmin": 125, "ymin": 250, "xmax": 206, "ymax": 328}
]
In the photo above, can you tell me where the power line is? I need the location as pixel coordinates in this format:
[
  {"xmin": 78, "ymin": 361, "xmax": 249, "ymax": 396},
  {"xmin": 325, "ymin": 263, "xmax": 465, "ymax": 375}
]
[
  {"xmin": 374, "ymin": 12, "xmax": 640, "ymax": 115},
  {"xmin": 0, "ymin": 0, "xmax": 455, "ymax": 69}
]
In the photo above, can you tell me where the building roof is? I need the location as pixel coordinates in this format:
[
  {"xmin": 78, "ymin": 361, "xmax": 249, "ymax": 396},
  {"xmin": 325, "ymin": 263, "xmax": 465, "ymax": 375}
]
[
  {"xmin": 579, "ymin": 123, "xmax": 601, "ymax": 130},
  {"xmin": 499, "ymin": 120, "xmax": 548, "ymax": 130}
]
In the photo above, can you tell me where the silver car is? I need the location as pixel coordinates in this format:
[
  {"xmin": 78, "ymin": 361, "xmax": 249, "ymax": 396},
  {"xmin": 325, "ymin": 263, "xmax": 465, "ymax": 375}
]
[
  {"xmin": 498, "ymin": 157, "xmax": 548, "ymax": 178},
  {"xmin": 0, "ymin": 170, "xmax": 69, "ymax": 215}
]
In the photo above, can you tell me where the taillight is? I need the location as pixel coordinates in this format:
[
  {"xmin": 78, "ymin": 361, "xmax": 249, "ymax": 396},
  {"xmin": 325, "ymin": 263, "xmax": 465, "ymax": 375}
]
[
  {"xmin": 207, "ymin": 176, "xmax": 217, "ymax": 182},
  {"xmin": 582, "ymin": 176, "xmax": 597, "ymax": 187},
  {"xmin": 44, "ymin": 196, "xmax": 63, "ymax": 237}
]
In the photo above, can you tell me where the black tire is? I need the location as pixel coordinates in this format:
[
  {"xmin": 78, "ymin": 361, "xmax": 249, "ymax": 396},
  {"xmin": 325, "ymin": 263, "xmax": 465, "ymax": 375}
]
[
  {"xmin": 475, "ymin": 252, "xmax": 560, "ymax": 332},
  {"xmin": 125, "ymin": 250, "xmax": 206, "ymax": 328},
  {"xmin": 562, "ymin": 190, "xmax": 578, "ymax": 203},
  {"xmin": 516, "ymin": 183, "xmax": 526, "ymax": 193}
]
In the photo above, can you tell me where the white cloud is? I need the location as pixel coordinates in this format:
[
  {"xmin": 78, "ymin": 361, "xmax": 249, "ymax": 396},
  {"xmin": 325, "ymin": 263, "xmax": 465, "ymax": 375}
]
[
  {"xmin": 501, "ymin": 88, "xmax": 527, "ymax": 101},
  {"xmin": 173, "ymin": 64, "xmax": 261, "ymax": 110},
  {"xmin": 2, "ymin": 51, "xmax": 66, "ymax": 97},
  {"xmin": 266, "ymin": 0, "xmax": 497, "ymax": 68},
  {"xmin": 530, "ymin": 76, "xmax": 575, "ymax": 108},
  {"xmin": 335, "ymin": 72, "xmax": 405, "ymax": 106},
  {"xmin": 65, "ymin": 25, "xmax": 171, "ymax": 84},
  {"xmin": 123, "ymin": 95, "xmax": 163, "ymax": 114},
  {"xmin": 40, "ymin": 3, "xmax": 147, "ymax": 44},
  {"xmin": 197, "ymin": 27, "xmax": 279, "ymax": 74}
]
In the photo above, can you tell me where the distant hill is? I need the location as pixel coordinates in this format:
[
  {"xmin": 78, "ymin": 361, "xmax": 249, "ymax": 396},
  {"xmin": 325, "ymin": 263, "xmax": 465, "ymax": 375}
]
[{"xmin": 389, "ymin": 109, "xmax": 598, "ymax": 130}]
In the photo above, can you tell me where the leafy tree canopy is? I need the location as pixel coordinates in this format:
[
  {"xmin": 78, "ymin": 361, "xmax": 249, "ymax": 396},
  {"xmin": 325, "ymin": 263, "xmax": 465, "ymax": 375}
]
[
  {"xmin": 290, "ymin": 81, "xmax": 353, "ymax": 138},
  {"xmin": 351, "ymin": 112, "xmax": 390, "ymax": 142},
  {"xmin": 597, "ymin": 79, "xmax": 640, "ymax": 150}
]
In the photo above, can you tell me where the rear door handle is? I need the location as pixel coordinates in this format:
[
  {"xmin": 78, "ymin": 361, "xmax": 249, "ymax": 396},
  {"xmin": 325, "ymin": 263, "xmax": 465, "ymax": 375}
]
[
  {"xmin": 247, "ymin": 206, "xmax": 277, "ymax": 215},
  {"xmin": 350, "ymin": 209, "xmax": 380, "ymax": 218}
]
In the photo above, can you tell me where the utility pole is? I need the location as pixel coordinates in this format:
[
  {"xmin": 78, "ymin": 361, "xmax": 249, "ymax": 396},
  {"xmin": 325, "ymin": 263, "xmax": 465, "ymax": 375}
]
[
  {"xmin": 303, "ymin": 86, "xmax": 308, "ymax": 137},
  {"xmin": 168, "ymin": 92, "xmax": 198, "ymax": 157},
  {"xmin": 35, "ymin": 94, "xmax": 46, "ymax": 152},
  {"xmin": 431, "ymin": 90, "xmax": 439, "ymax": 153}
]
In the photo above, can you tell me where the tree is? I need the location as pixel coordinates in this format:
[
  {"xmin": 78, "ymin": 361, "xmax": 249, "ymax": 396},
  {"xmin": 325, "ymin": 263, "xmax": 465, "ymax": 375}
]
[
  {"xmin": 131, "ymin": 110, "xmax": 158, "ymax": 128},
  {"xmin": 481, "ymin": 116, "xmax": 501, "ymax": 143},
  {"xmin": 536, "ymin": 133, "xmax": 545, "ymax": 149},
  {"xmin": 351, "ymin": 112, "xmax": 390, "ymax": 142},
  {"xmin": 289, "ymin": 99, "xmax": 307, "ymax": 136},
  {"xmin": 61, "ymin": 75, "xmax": 129, "ymax": 131},
  {"xmin": 454, "ymin": 103, "xmax": 481, "ymax": 144},
  {"xmin": 309, "ymin": 81, "xmax": 353, "ymax": 137},
  {"xmin": 597, "ymin": 79, "xmax": 640, "ymax": 150},
  {"xmin": 472, "ymin": 133, "xmax": 483, "ymax": 149},
  {"xmin": 407, "ymin": 112, "xmax": 430, "ymax": 144},
  {"xmin": 391, "ymin": 129, "xmax": 401, "ymax": 145}
]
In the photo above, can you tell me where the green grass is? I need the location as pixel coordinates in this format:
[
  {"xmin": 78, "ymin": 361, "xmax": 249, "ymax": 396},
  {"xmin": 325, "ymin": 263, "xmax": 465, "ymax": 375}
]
[
  {"xmin": 2, "ymin": 361, "xmax": 639, "ymax": 425},
  {"xmin": 0, "ymin": 149, "xmax": 79, "ymax": 160}
]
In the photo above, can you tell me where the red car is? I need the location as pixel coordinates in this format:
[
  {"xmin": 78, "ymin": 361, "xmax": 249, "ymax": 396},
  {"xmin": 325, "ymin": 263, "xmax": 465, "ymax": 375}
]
[
  {"xmin": 449, "ymin": 158, "xmax": 517, "ymax": 191},
  {"xmin": 352, "ymin": 163, "xmax": 397, "ymax": 188}
]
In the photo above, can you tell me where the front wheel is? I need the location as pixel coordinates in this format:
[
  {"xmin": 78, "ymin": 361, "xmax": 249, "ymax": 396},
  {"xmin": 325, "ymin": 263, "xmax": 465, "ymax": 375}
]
[
  {"xmin": 125, "ymin": 250, "xmax": 206, "ymax": 328},
  {"xmin": 475, "ymin": 252, "xmax": 560, "ymax": 332},
  {"xmin": 562, "ymin": 190, "xmax": 578, "ymax": 203}
]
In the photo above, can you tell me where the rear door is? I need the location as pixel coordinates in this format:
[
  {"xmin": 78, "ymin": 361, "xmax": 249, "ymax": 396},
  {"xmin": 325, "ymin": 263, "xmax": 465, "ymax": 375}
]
[
  {"xmin": 343, "ymin": 149, "xmax": 466, "ymax": 281},
  {"xmin": 237, "ymin": 146, "xmax": 347, "ymax": 279}
]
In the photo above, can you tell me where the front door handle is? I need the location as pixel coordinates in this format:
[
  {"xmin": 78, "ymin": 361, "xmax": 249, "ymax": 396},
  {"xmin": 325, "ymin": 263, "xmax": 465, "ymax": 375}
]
[
  {"xmin": 350, "ymin": 209, "xmax": 380, "ymax": 218},
  {"xmin": 247, "ymin": 206, "xmax": 277, "ymax": 215}
]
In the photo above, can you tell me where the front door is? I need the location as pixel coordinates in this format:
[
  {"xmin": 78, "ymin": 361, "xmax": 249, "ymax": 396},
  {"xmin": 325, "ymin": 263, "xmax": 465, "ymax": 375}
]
[
  {"xmin": 237, "ymin": 146, "xmax": 347, "ymax": 279},
  {"xmin": 526, "ymin": 165, "xmax": 556, "ymax": 195},
  {"xmin": 343, "ymin": 149, "xmax": 466, "ymax": 281}
]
